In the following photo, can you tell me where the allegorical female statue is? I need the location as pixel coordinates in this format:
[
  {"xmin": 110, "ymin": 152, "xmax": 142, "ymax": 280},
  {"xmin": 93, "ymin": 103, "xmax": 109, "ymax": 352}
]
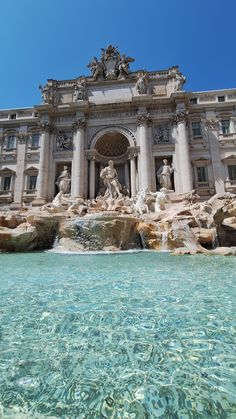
[{"xmin": 56, "ymin": 166, "xmax": 71, "ymax": 194}]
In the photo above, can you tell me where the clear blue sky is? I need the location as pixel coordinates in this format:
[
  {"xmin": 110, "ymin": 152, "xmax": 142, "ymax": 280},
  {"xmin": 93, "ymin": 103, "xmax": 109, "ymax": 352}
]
[{"xmin": 0, "ymin": 0, "xmax": 235, "ymax": 109}]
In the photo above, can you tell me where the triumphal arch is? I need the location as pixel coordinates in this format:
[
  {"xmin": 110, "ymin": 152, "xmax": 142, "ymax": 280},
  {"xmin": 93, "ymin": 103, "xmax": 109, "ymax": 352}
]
[{"xmin": 0, "ymin": 44, "xmax": 236, "ymax": 207}]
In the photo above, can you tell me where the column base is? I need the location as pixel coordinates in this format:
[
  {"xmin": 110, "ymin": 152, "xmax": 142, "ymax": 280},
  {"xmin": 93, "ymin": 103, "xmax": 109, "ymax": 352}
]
[
  {"xmin": 9, "ymin": 202, "xmax": 23, "ymax": 210},
  {"xmin": 32, "ymin": 198, "xmax": 47, "ymax": 207}
]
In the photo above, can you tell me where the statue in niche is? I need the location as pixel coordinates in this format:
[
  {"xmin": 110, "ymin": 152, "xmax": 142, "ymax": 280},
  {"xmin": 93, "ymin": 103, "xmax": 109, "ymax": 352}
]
[
  {"xmin": 56, "ymin": 166, "xmax": 71, "ymax": 194},
  {"xmin": 73, "ymin": 78, "xmax": 86, "ymax": 101},
  {"xmin": 135, "ymin": 72, "xmax": 147, "ymax": 94},
  {"xmin": 100, "ymin": 160, "xmax": 122, "ymax": 199},
  {"xmin": 156, "ymin": 159, "xmax": 173, "ymax": 190},
  {"xmin": 87, "ymin": 57, "xmax": 104, "ymax": 80}
]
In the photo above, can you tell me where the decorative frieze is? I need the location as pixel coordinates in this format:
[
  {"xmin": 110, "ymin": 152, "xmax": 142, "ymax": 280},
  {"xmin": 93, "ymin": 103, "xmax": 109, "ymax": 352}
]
[
  {"xmin": 56, "ymin": 132, "xmax": 73, "ymax": 150},
  {"xmin": 153, "ymin": 124, "xmax": 170, "ymax": 144}
]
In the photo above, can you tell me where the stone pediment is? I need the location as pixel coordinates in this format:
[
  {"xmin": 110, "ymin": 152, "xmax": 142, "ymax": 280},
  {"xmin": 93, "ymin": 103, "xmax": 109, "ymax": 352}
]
[{"xmin": 0, "ymin": 167, "xmax": 16, "ymax": 175}]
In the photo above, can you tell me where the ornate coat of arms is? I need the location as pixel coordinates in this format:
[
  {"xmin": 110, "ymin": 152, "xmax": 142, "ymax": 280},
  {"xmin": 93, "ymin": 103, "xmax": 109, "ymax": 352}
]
[{"xmin": 87, "ymin": 44, "xmax": 134, "ymax": 80}]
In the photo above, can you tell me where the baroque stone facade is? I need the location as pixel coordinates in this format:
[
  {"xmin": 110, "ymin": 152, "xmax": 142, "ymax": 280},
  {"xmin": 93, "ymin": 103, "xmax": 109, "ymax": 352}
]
[{"xmin": 1, "ymin": 44, "xmax": 236, "ymax": 207}]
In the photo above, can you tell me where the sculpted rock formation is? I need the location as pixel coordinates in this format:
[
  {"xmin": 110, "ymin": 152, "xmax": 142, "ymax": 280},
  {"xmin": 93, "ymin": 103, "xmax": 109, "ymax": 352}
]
[{"xmin": 0, "ymin": 191, "xmax": 235, "ymax": 254}]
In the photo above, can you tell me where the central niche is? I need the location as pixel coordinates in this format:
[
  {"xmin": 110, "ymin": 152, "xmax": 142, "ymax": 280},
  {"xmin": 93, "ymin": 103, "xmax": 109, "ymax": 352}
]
[{"xmin": 95, "ymin": 132, "xmax": 129, "ymax": 157}]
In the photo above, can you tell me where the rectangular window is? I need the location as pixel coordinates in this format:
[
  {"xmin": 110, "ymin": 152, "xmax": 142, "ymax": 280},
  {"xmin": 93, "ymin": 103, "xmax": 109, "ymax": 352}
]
[
  {"xmin": 218, "ymin": 96, "xmax": 225, "ymax": 102},
  {"xmin": 2, "ymin": 176, "xmax": 11, "ymax": 191},
  {"xmin": 228, "ymin": 165, "xmax": 236, "ymax": 180},
  {"xmin": 29, "ymin": 175, "xmax": 37, "ymax": 190},
  {"xmin": 5, "ymin": 135, "xmax": 15, "ymax": 150},
  {"xmin": 31, "ymin": 133, "xmax": 40, "ymax": 148},
  {"xmin": 192, "ymin": 122, "xmax": 202, "ymax": 138},
  {"xmin": 190, "ymin": 98, "xmax": 198, "ymax": 104},
  {"xmin": 221, "ymin": 120, "xmax": 230, "ymax": 135},
  {"xmin": 196, "ymin": 166, "xmax": 208, "ymax": 182}
]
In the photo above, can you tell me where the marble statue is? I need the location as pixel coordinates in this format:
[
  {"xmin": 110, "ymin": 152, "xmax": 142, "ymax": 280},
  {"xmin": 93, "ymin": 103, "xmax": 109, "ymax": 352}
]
[
  {"xmin": 133, "ymin": 189, "xmax": 149, "ymax": 215},
  {"xmin": 87, "ymin": 45, "xmax": 134, "ymax": 80},
  {"xmin": 136, "ymin": 72, "xmax": 147, "ymax": 94},
  {"xmin": 39, "ymin": 84, "xmax": 53, "ymax": 104},
  {"xmin": 100, "ymin": 160, "xmax": 122, "ymax": 199},
  {"xmin": 117, "ymin": 54, "xmax": 135, "ymax": 78},
  {"xmin": 150, "ymin": 188, "xmax": 168, "ymax": 212},
  {"xmin": 175, "ymin": 73, "xmax": 186, "ymax": 92},
  {"xmin": 87, "ymin": 57, "xmax": 104, "ymax": 80},
  {"xmin": 156, "ymin": 159, "xmax": 173, "ymax": 190},
  {"xmin": 56, "ymin": 166, "xmax": 71, "ymax": 194},
  {"xmin": 73, "ymin": 78, "xmax": 86, "ymax": 101}
]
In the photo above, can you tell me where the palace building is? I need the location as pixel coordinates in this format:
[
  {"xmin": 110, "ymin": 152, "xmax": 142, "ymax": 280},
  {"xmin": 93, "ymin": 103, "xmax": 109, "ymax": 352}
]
[{"xmin": 0, "ymin": 45, "xmax": 236, "ymax": 208}]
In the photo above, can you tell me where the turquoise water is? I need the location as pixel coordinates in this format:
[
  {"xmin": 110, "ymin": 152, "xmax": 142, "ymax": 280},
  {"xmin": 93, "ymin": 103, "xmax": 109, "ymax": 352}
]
[{"xmin": 0, "ymin": 252, "xmax": 236, "ymax": 418}]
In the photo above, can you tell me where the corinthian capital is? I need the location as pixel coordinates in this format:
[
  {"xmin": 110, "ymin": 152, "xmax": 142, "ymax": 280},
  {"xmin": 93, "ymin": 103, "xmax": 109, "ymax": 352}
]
[
  {"xmin": 73, "ymin": 118, "xmax": 86, "ymax": 131},
  {"xmin": 204, "ymin": 118, "xmax": 220, "ymax": 131},
  {"xmin": 137, "ymin": 113, "xmax": 151, "ymax": 126},
  {"xmin": 17, "ymin": 132, "xmax": 28, "ymax": 143},
  {"xmin": 173, "ymin": 110, "xmax": 189, "ymax": 125},
  {"xmin": 40, "ymin": 122, "xmax": 54, "ymax": 133}
]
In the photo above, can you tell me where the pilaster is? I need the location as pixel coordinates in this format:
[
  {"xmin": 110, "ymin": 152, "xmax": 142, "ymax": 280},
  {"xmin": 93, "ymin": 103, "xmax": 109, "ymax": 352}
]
[
  {"xmin": 204, "ymin": 116, "xmax": 225, "ymax": 194},
  {"xmin": 13, "ymin": 130, "xmax": 28, "ymax": 205}
]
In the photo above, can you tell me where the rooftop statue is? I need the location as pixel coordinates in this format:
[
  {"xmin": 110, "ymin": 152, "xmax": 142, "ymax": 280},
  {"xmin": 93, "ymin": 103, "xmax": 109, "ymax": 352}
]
[{"xmin": 87, "ymin": 45, "xmax": 134, "ymax": 80}]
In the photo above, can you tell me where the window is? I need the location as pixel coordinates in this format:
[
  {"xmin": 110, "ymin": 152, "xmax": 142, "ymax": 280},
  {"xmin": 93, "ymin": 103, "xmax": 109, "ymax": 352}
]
[
  {"xmin": 28, "ymin": 175, "xmax": 37, "ymax": 190},
  {"xmin": 228, "ymin": 165, "xmax": 236, "ymax": 180},
  {"xmin": 190, "ymin": 98, "xmax": 198, "ymax": 104},
  {"xmin": 31, "ymin": 133, "xmax": 40, "ymax": 148},
  {"xmin": 5, "ymin": 135, "xmax": 15, "ymax": 150},
  {"xmin": 192, "ymin": 122, "xmax": 202, "ymax": 138},
  {"xmin": 218, "ymin": 96, "xmax": 225, "ymax": 102},
  {"xmin": 196, "ymin": 166, "xmax": 208, "ymax": 182},
  {"xmin": 2, "ymin": 176, "xmax": 11, "ymax": 191},
  {"xmin": 10, "ymin": 113, "xmax": 16, "ymax": 119},
  {"xmin": 221, "ymin": 120, "xmax": 230, "ymax": 135}
]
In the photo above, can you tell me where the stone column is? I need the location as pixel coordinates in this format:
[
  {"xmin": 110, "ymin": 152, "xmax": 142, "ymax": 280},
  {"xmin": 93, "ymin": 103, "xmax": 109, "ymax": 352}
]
[
  {"xmin": 36, "ymin": 123, "xmax": 51, "ymax": 203},
  {"xmin": 137, "ymin": 113, "xmax": 152, "ymax": 191},
  {"xmin": 85, "ymin": 150, "xmax": 96, "ymax": 200},
  {"xmin": 205, "ymin": 118, "xmax": 225, "ymax": 194},
  {"xmin": 71, "ymin": 118, "xmax": 86, "ymax": 198},
  {"xmin": 125, "ymin": 162, "xmax": 130, "ymax": 190},
  {"xmin": 13, "ymin": 131, "xmax": 27, "ymax": 205},
  {"xmin": 172, "ymin": 124, "xmax": 181, "ymax": 193},
  {"xmin": 230, "ymin": 117, "xmax": 235, "ymax": 134},
  {"xmin": 128, "ymin": 147, "xmax": 138, "ymax": 197},
  {"xmin": 173, "ymin": 111, "xmax": 193, "ymax": 193}
]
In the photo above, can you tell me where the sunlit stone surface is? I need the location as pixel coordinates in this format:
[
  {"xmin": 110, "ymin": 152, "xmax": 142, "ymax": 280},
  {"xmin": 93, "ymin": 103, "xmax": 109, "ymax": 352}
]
[{"xmin": 0, "ymin": 252, "xmax": 236, "ymax": 417}]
